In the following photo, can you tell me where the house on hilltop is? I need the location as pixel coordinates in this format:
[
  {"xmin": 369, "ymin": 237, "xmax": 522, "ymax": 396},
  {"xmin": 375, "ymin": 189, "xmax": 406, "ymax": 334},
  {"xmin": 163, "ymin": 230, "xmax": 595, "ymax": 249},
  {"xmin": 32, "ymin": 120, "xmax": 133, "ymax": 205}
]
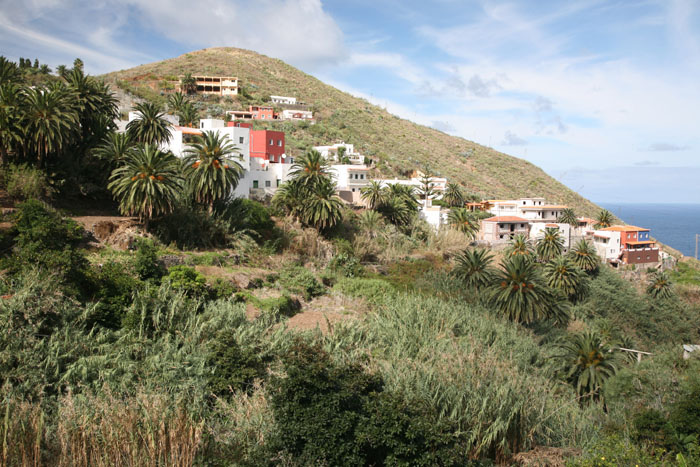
[
  {"xmin": 177, "ymin": 75, "xmax": 239, "ymax": 96},
  {"xmin": 479, "ymin": 216, "xmax": 530, "ymax": 244},
  {"xmin": 590, "ymin": 225, "xmax": 660, "ymax": 265}
]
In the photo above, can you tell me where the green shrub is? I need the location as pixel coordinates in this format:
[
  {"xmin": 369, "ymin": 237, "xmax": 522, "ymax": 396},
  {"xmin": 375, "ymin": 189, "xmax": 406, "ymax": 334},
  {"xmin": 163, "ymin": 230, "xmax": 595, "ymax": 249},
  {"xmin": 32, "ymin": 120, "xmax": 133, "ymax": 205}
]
[
  {"xmin": 257, "ymin": 295, "xmax": 301, "ymax": 318},
  {"xmin": 151, "ymin": 205, "xmax": 229, "ymax": 249},
  {"xmin": 670, "ymin": 379, "xmax": 700, "ymax": 440},
  {"xmin": 164, "ymin": 266, "xmax": 208, "ymax": 298},
  {"xmin": 210, "ymin": 278, "xmax": 237, "ymax": 299},
  {"xmin": 133, "ymin": 238, "xmax": 164, "ymax": 281},
  {"xmin": 86, "ymin": 261, "xmax": 140, "ymax": 329},
  {"xmin": 633, "ymin": 408, "xmax": 676, "ymax": 451},
  {"xmin": 207, "ymin": 329, "xmax": 266, "ymax": 397},
  {"xmin": 329, "ymin": 252, "xmax": 364, "ymax": 278},
  {"xmin": 278, "ymin": 265, "xmax": 324, "ymax": 300},
  {"xmin": 333, "ymin": 277, "xmax": 395, "ymax": 305},
  {"xmin": 3, "ymin": 164, "xmax": 54, "ymax": 201}
]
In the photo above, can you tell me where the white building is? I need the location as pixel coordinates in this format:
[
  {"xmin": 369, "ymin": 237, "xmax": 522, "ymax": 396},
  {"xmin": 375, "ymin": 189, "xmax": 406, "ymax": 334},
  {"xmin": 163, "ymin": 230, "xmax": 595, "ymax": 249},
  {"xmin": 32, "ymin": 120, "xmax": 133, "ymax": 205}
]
[
  {"xmin": 330, "ymin": 164, "xmax": 371, "ymax": 205},
  {"xmin": 590, "ymin": 230, "xmax": 622, "ymax": 262},
  {"xmin": 375, "ymin": 172, "xmax": 448, "ymax": 199},
  {"xmin": 486, "ymin": 198, "xmax": 566, "ymax": 222},
  {"xmin": 280, "ymin": 109, "xmax": 314, "ymax": 120},
  {"xmin": 313, "ymin": 142, "xmax": 366, "ymax": 165},
  {"xmin": 420, "ymin": 204, "xmax": 449, "ymax": 231},
  {"xmin": 530, "ymin": 222, "xmax": 572, "ymax": 248},
  {"xmin": 479, "ymin": 216, "xmax": 530, "ymax": 244},
  {"xmin": 270, "ymin": 96, "xmax": 297, "ymax": 105}
]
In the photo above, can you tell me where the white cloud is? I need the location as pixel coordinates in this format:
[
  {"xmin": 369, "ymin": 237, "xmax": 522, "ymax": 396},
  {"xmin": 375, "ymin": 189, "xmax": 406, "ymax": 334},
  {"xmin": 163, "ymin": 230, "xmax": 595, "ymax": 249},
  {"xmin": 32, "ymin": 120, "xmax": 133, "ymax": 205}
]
[{"xmin": 501, "ymin": 130, "xmax": 527, "ymax": 146}]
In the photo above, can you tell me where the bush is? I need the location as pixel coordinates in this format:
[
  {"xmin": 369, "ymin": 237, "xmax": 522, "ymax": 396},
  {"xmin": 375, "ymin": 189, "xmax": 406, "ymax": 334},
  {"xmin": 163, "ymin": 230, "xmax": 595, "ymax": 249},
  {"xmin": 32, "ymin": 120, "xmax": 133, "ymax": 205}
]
[
  {"xmin": 207, "ymin": 329, "xmax": 266, "ymax": 397},
  {"xmin": 257, "ymin": 295, "xmax": 301, "ymax": 318},
  {"xmin": 164, "ymin": 266, "xmax": 208, "ymax": 298},
  {"xmin": 151, "ymin": 205, "xmax": 230, "ymax": 249},
  {"xmin": 3, "ymin": 164, "xmax": 54, "ymax": 201},
  {"xmin": 86, "ymin": 261, "xmax": 140, "ymax": 329},
  {"xmin": 328, "ymin": 252, "xmax": 364, "ymax": 278},
  {"xmin": 133, "ymin": 238, "xmax": 164, "ymax": 281},
  {"xmin": 278, "ymin": 265, "xmax": 325, "ymax": 300},
  {"xmin": 210, "ymin": 278, "xmax": 237, "ymax": 299},
  {"xmin": 333, "ymin": 277, "xmax": 395, "ymax": 305}
]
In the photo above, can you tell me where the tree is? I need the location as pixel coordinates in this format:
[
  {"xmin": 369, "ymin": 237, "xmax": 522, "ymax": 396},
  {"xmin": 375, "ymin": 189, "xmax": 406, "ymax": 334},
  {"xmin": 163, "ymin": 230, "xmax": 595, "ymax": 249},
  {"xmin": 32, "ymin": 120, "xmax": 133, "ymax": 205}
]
[
  {"xmin": 595, "ymin": 209, "xmax": 615, "ymax": 229},
  {"xmin": 447, "ymin": 208, "xmax": 479, "ymax": 240},
  {"xmin": 556, "ymin": 331, "xmax": 620, "ymax": 404},
  {"xmin": 490, "ymin": 255, "xmax": 569, "ymax": 324},
  {"xmin": 377, "ymin": 195, "xmax": 413, "ymax": 226},
  {"xmin": 289, "ymin": 149, "xmax": 331, "ymax": 188},
  {"xmin": 358, "ymin": 210, "xmax": 384, "ymax": 239},
  {"xmin": 360, "ymin": 180, "xmax": 386, "ymax": 210},
  {"xmin": 443, "ymin": 182, "xmax": 465, "ymax": 207},
  {"xmin": 183, "ymin": 131, "xmax": 244, "ymax": 213},
  {"xmin": 178, "ymin": 102, "xmax": 198, "ymax": 127},
  {"xmin": 56, "ymin": 65, "xmax": 67, "ymax": 78},
  {"xmin": 336, "ymin": 145, "xmax": 347, "ymax": 163},
  {"xmin": 108, "ymin": 144, "xmax": 183, "ymax": 228},
  {"xmin": 167, "ymin": 92, "xmax": 187, "ymax": 113},
  {"xmin": 647, "ymin": 271, "xmax": 673, "ymax": 299},
  {"xmin": 544, "ymin": 256, "xmax": 589, "ymax": 302},
  {"xmin": 73, "ymin": 58, "xmax": 84, "ymax": 73},
  {"xmin": 39, "ymin": 64, "xmax": 51, "ymax": 75},
  {"xmin": 180, "ymin": 73, "xmax": 197, "ymax": 95},
  {"xmin": 535, "ymin": 227, "xmax": 564, "ymax": 262},
  {"xmin": 0, "ymin": 56, "xmax": 22, "ymax": 84},
  {"xmin": 417, "ymin": 173, "xmax": 436, "ymax": 205},
  {"xmin": 94, "ymin": 132, "xmax": 135, "ymax": 164},
  {"xmin": 302, "ymin": 178, "xmax": 344, "ymax": 231},
  {"xmin": 567, "ymin": 239, "xmax": 600, "ymax": 274},
  {"xmin": 453, "ymin": 248, "xmax": 495, "ymax": 290},
  {"xmin": 126, "ymin": 102, "xmax": 172, "ymax": 146},
  {"xmin": 22, "ymin": 85, "xmax": 79, "ymax": 166},
  {"xmin": 272, "ymin": 180, "xmax": 307, "ymax": 222},
  {"xmin": 0, "ymin": 83, "xmax": 24, "ymax": 163},
  {"xmin": 559, "ymin": 208, "xmax": 578, "ymax": 226},
  {"xmin": 504, "ymin": 234, "xmax": 534, "ymax": 258}
]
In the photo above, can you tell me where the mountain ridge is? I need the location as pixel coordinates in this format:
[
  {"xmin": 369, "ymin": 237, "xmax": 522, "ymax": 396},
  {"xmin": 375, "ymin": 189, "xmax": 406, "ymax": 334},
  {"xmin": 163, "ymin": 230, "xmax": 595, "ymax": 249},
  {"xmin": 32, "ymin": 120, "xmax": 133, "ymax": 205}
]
[{"xmin": 102, "ymin": 47, "xmax": 600, "ymax": 216}]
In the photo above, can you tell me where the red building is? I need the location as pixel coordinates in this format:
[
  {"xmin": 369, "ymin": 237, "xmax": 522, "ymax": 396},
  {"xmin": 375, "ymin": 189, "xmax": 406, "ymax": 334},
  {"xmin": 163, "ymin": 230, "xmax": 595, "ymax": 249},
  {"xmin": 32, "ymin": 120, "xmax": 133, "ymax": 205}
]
[{"xmin": 227, "ymin": 123, "xmax": 285, "ymax": 163}]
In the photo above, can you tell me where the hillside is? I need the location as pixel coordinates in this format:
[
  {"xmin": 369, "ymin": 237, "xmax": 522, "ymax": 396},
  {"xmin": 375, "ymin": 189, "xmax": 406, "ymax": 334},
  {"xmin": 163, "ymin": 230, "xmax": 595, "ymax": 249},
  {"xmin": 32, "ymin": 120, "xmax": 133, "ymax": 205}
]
[{"xmin": 102, "ymin": 47, "xmax": 600, "ymax": 216}]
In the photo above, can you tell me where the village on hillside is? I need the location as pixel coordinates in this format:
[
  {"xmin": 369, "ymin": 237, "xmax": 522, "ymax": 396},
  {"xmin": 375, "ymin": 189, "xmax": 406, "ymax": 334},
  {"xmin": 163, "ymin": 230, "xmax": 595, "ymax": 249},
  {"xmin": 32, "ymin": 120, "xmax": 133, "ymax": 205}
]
[{"xmin": 118, "ymin": 73, "xmax": 670, "ymax": 269}]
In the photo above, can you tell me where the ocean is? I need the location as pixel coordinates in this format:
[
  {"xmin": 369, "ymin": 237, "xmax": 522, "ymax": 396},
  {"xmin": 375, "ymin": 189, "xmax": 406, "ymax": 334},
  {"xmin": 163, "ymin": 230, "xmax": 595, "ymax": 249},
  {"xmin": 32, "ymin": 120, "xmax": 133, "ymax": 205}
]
[{"xmin": 600, "ymin": 203, "xmax": 700, "ymax": 258}]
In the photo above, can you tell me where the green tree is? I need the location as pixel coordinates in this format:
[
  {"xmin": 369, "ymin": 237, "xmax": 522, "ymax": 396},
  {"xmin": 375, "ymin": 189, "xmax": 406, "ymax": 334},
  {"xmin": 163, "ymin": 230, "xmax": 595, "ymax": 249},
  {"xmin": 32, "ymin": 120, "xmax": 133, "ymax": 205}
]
[
  {"xmin": 452, "ymin": 248, "xmax": 495, "ymax": 290},
  {"xmin": 559, "ymin": 208, "xmax": 578, "ymax": 226},
  {"xmin": 108, "ymin": 144, "xmax": 183, "ymax": 228},
  {"xmin": 288, "ymin": 149, "xmax": 331, "ymax": 188},
  {"xmin": 360, "ymin": 180, "xmax": 386, "ymax": 210},
  {"xmin": 126, "ymin": 102, "xmax": 172, "ymax": 146},
  {"xmin": 504, "ymin": 233, "xmax": 534, "ymax": 258},
  {"xmin": 443, "ymin": 182, "xmax": 465, "ymax": 207},
  {"xmin": 535, "ymin": 227, "xmax": 565, "ymax": 262},
  {"xmin": 0, "ymin": 56, "xmax": 22, "ymax": 84},
  {"xmin": 556, "ymin": 331, "xmax": 620, "ymax": 404},
  {"xmin": 647, "ymin": 271, "xmax": 673, "ymax": 299},
  {"xmin": 272, "ymin": 180, "xmax": 307, "ymax": 222},
  {"xmin": 417, "ymin": 173, "xmax": 436, "ymax": 204},
  {"xmin": 94, "ymin": 132, "xmax": 135, "ymax": 164},
  {"xmin": 72, "ymin": 58, "xmax": 84, "ymax": 72},
  {"xmin": 302, "ymin": 178, "xmax": 344, "ymax": 231},
  {"xmin": 167, "ymin": 91, "xmax": 187, "ymax": 113},
  {"xmin": 567, "ymin": 239, "xmax": 600, "ymax": 274},
  {"xmin": 178, "ymin": 102, "xmax": 198, "ymax": 127},
  {"xmin": 180, "ymin": 73, "xmax": 197, "ymax": 95},
  {"xmin": 183, "ymin": 131, "xmax": 243, "ymax": 213},
  {"xmin": 447, "ymin": 208, "xmax": 479, "ymax": 240},
  {"xmin": 595, "ymin": 209, "xmax": 615, "ymax": 229},
  {"xmin": 56, "ymin": 65, "xmax": 67, "ymax": 78},
  {"xmin": 544, "ymin": 256, "xmax": 589, "ymax": 301},
  {"xmin": 358, "ymin": 210, "xmax": 384, "ymax": 239},
  {"xmin": 0, "ymin": 83, "xmax": 24, "ymax": 163},
  {"xmin": 490, "ymin": 255, "xmax": 568, "ymax": 324},
  {"xmin": 22, "ymin": 84, "xmax": 79, "ymax": 166},
  {"xmin": 377, "ymin": 195, "xmax": 413, "ymax": 226}
]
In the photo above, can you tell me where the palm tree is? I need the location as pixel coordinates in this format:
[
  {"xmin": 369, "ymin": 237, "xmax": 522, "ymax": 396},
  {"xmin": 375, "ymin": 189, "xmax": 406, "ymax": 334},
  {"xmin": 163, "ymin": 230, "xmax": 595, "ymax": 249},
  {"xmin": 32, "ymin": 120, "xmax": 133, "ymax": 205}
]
[
  {"xmin": 22, "ymin": 85, "xmax": 79, "ymax": 166},
  {"xmin": 94, "ymin": 132, "xmax": 135, "ymax": 164},
  {"xmin": 288, "ymin": 149, "xmax": 330, "ymax": 188},
  {"xmin": 448, "ymin": 208, "xmax": 479, "ymax": 240},
  {"xmin": 490, "ymin": 255, "xmax": 568, "ymax": 324},
  {"xmin": 504, "ymin": 234, "xmax": 534, "ymax": 258},
  {"xmin": 126, "ymin": 102, "xmax": 172, "ymax": 146},
  {"xmin": 358, "ymin": 210, "xmax": 384, "ymax": 239},
  {"xmin": 567, "ymin": 239, "xmax": 600, "ymax": 274},
  {"xmin": 0, "ymin": 83, "xmax": 24, "ymax": 163},
  {"xmin": 595, "ymin": 209, "xmax": 615, "ymax": 229},
  {"xmin": 178, "ymin": 102, "xmax": 198, "ymax": 127},
  {"xmin": 72, "ymin": 58, "xmax": 84, "ymax": 73},
  {"xmin": 0, "ymin": 56, "xmax": 22, "ymax": 84},
  {"xmin": 302, "ymin": 178, "xmax": 344, "ymax": 231},
  {"xmin": 167, "ymin": 92, "xmax": 187, "ymax": 113},
  {"xmin": 647, "ymin": 271, "xmax": 673, "ymax": 299},
  {"xmin": 180, "ymin": 73, "xmax": 197, "ymax": 95},
  {"xmin": 443, "ymin": 182, "xmax": 465, "ymax": 207},
  {"xmin": 377, "ymin": 195, "xmax": 413, "ymax": 226},
  {"xmin": 536, "ymin": 227, "xmax": 565, "ymax": 262},
  {"xmin": 559, "ymin": 208, "xmax": 578, "ymax": 226},
  {"xmin": 108, "ymin": 144, "xmax": 183, "ymax": 228},
  {"xmin": 56, "ymin": 65, "xmax": 67, "ymax": 78},
  {"xmin": 360, "ymin": 180, "xmax": 387, "ymax": 209},
  {"xmin": 183, "ymin": 131, "xmax": 244, "ymax": 213},
  {"xmin": 453, "ymin": 248, "xmax": 495, "ymax": 290},
  {"xmin": 272, "ymin": 179, "xmax": 307, "ymax": 222},
  {"xmin": 556, "ymin": 331, "xmax": 620, "ymax": 404},
  {"xmin": 544, "ymin": 256, "xmax": 589, "ymax": 302}
]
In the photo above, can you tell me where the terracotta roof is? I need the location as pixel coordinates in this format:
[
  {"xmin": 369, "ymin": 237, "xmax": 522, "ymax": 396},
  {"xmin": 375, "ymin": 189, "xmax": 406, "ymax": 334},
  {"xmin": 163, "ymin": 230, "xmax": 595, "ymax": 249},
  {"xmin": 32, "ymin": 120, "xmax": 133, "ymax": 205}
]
[
  {"xmin": 578, "ymin": 217, "xmax": 596, "ymax": 223},
  {"xmin": 483, "ymin": 216, "xmax": 529, "ymax": 222},
  {"xmin": 177, "ymin": 126, "xmax": 202, "ymax": 135},
  {"xmin": 545, "ymin": 223, "xmax": 560, "ymax": 227},
  {"xmin": 520, "ymin": 205, "xmax": 568, "ymax": 210},
  {"xmin": 601, "ymin": 225, "xmax": 649, "ymax": 232}
]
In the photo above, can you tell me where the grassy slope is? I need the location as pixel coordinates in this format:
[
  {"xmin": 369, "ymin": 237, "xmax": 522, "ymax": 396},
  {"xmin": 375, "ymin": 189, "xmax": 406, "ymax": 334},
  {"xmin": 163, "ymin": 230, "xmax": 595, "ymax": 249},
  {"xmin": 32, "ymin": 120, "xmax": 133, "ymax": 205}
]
[{"xmin": 102, "ymin": 47, "xmax": 599, "ymax": 216}]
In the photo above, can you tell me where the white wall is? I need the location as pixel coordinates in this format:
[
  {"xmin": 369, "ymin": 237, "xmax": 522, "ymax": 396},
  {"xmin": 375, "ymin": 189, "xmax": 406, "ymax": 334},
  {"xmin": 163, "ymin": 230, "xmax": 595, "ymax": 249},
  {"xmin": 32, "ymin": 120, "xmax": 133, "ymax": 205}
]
[{"xmin": 530, "ymin": 223, "xmax": 572, "ymax": 248}]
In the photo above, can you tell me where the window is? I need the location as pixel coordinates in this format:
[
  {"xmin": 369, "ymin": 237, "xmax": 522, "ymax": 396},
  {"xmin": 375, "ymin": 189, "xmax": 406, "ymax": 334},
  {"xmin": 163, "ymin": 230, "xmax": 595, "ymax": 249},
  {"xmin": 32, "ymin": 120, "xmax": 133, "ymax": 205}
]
[
  {"xmin": 269, "ymin": 139, "xmax": 274, "ymax": 145},
  {"xmin": 351, "ymin": 188, "xmax": 355, "ymax": 192},
  {"xmin": 646, "ymin": 255, "xmax": 650, "ymax": 260},
  {"xmin": 265, "ymin": 180, "xmax": 271, "ymax": 188},
  {"xmin": 253, "ymin": 180, "xmax": 259, "ymax": 188},
  {"xmin": 278, "ymin": 140, "xmax": 282, "ymax": 146},
  {"xmin": 261, "ymin": 115, "xmax": 265, "ymax": 119},
  {"xmin": 637, "ymin": 256, "xmax": 641, "ymax": 260},
  {"xmin": 239, "ymin": 137, "xmax": 244, "ymax": 144},
  {"xmin": 499, "ymin": 235, "xmax": 504, "ymax": 239},
  {"xmin": 360, "ymin": 174, "xmax": 364, "ymax": 179}
]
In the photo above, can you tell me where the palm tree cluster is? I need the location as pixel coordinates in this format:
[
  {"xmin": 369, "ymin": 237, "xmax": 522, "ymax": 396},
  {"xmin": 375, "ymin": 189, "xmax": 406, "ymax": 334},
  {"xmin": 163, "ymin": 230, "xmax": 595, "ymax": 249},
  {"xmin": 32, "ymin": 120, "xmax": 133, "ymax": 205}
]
[
  {"xmin": 447, "ymin": 208, "xmax": 480, "ymax": 240},
  {"xmin": 359, "ymin": 180, "xmax": 419, "ymax": 228},
  {"xmin": 453, "ymin": 234, "xmax": 601, "ymax": 325},
  {"xmin": 272, "ymin": 149, "xmax": 344, "ymax": 231}
]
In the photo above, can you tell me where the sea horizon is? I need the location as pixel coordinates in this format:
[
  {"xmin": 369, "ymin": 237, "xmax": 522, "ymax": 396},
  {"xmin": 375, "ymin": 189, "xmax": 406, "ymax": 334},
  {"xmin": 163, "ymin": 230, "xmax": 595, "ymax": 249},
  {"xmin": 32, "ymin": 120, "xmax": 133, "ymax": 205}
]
[{"xmin": 598, "ymin": 202, "xmax": 700, "ymax": 258}]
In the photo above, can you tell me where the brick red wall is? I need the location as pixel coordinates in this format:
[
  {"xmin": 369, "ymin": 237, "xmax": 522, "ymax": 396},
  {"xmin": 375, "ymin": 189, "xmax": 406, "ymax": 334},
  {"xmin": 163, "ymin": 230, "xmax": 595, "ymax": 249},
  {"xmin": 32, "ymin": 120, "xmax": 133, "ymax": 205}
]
[
  {"xmin": 623, "ymin": 249, "xmax": 659, "ymax": 264},
  {"xmin": 250, "ymin": 130, "xmax": 285, "ymax": 162}
]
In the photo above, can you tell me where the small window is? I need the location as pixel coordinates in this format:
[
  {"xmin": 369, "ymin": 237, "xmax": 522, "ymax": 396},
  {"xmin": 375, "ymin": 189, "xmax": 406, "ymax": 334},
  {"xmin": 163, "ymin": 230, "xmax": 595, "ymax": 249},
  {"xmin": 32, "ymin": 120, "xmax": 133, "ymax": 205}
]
[
  {"xmin": 360, "ymin": 174, "xmax": 364, "ymax": 179},
  {"xmin": 276, "ymin": 179, "xmax": 280, "ymax": 187},
  {"xmin": 269, "ymin": 139, "xmax": 273, "ymax": 145},
  {"xmin": 637, "ymin": 256, "xmax": 641, "ymax": 260},
  {"xmin": 499, "ymin": 235, "xmax": 504, "ymax": 239},
  {"xmin": 265, "ymin": 180, "xmax": 271, "ymax": 188},
  {"xmin": 278, "ymin": 140, "xmax": 282, "ymax": 146},
  {"xmin": 253, "ymin": 180, "xmax": 259, "ymax": 188},
  {"xmin": 261, "ymin": 115, "xmax": 265, "ymax": 119},
  {"xmin": 351, "ymin": 188, "xmax": 355, "ymax": 192},
  {"xmin": 646, "ymin": 255, "xmax": 650, "ymax": 260},
  {"xmin": 239, "ymin": 137, "xmax": 244, "ymax": 144}
]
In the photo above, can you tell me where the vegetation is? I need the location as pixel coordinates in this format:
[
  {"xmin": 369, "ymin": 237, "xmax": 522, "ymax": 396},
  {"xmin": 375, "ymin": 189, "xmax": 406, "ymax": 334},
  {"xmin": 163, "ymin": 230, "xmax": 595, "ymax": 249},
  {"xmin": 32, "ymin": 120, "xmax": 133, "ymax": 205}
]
[{"xmin": 595, "ymin": 209, "xmax": 615, "ymax": 229}]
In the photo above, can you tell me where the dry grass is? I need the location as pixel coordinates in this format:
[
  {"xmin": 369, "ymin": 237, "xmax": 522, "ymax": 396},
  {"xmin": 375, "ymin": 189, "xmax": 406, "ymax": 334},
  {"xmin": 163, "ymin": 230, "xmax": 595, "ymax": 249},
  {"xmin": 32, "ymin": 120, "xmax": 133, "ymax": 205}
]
[{"xmin": 286, "ymin": 293, "xmax": 367, "ymax": 334}]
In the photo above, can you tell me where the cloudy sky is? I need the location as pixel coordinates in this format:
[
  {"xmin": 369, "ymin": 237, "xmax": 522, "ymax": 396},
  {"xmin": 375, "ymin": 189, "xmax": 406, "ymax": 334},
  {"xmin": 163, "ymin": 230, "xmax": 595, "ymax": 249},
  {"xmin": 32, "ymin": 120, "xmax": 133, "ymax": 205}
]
[{"xmin": 2, "ymin": 0, "xmax": 699, "ymax": 203}]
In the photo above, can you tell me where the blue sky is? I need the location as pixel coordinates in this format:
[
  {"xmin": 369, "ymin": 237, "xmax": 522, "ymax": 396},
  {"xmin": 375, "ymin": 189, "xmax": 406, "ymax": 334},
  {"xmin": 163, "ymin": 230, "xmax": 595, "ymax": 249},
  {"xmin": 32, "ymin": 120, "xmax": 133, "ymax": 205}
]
[{"xmin": 2, "ymin": 0, "xmax": 699, "ymax": 203}]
